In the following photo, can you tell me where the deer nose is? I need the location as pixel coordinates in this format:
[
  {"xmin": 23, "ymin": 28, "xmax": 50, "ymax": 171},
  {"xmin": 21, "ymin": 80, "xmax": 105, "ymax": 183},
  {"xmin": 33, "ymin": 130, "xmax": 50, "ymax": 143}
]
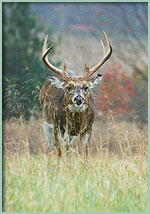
[{"xmin": 74, "ymin": 96, "xmax": 84, "ymax": 106}]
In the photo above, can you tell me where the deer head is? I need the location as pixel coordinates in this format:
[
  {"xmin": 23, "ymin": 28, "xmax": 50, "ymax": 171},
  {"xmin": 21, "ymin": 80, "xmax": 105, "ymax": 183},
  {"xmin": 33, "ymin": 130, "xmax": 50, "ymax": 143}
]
[{"xmin": 42, "ymin": 31, "xmax": 112, "ymax": 110}]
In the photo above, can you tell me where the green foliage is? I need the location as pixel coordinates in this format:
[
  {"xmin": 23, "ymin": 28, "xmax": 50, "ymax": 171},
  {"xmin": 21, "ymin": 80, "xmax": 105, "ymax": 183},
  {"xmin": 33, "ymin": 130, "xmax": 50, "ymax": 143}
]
[
  {"xmin": 3, "ymin": 3, "xmax": 61, "ymax": 120},
  {"xmin": 130, "ymin": 65, "xmax": 148, "ymax": 123}
]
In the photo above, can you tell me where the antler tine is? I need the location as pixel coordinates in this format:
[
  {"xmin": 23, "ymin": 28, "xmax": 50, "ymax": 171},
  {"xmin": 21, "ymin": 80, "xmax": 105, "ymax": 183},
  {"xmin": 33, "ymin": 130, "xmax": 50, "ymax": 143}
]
[
  {"xmin": 63, "ymin": 59, "xmax": 67, "ymax": 71},
  {"xmin": 87, "ymin": 31, "xmax": 112, "ymax": 78},
  {"xmin": 84, "ymin": 63, "xmax": 90, "ymax": 79},
  {"xmin": 42, "ymin": 35, "xmax": 67, "ymax": 78},
  {"xmin": 100, "ymin": 39, "xmax": 106, "ymax": 56}
]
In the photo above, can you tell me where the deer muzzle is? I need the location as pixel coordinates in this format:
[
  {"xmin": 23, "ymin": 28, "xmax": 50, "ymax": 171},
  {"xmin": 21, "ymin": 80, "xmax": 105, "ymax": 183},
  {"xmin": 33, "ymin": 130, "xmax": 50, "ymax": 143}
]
[{"xmin": 74, "ymin": 95, "xmax": 85, "ymax": 107}]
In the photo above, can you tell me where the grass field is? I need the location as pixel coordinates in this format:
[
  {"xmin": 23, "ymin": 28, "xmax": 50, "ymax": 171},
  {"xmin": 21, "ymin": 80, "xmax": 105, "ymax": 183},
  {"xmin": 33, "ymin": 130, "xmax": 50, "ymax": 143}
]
[{"xmin": 3, "ymin": 116, "xmax": 148, "ymax": 212}]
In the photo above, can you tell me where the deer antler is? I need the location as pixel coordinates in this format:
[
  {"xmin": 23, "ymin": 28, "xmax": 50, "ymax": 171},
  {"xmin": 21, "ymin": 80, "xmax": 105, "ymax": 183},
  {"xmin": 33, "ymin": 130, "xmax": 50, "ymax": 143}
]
[
  {"xmin": 42, "ymin": 35, "xmax": 68, "ymax": 79},
  {"xmin": 85, "ymin": 31, "xmax": 112, "ymax": 78}
]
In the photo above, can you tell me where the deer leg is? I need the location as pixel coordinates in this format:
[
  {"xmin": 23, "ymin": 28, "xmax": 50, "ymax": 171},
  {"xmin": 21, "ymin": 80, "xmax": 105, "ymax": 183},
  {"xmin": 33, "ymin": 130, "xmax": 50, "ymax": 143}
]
[
  {"xmin": 43, "ymin": 121, "xmax": 54, "ymax": 150},
  {"xmin": 53, "ymin": 127, "xmax": 62, "ymax": 157},
  {"xmin": 82, "ymin": 132, "xmax": 92, "ymax": 157},
  {"xmin": 85, "ymin": 144, "xmax": 89, "ymax": 156},
  {"xmin": 57, "ymin": 145, "xmax": 62, "ymax": 157}
]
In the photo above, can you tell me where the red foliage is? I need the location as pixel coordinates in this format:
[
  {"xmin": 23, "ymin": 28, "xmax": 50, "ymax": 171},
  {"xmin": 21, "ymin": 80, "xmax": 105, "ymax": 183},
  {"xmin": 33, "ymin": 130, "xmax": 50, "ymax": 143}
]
[{"xmin": 96, "ymin": 63, "xmax": 136, "ymax": 116}]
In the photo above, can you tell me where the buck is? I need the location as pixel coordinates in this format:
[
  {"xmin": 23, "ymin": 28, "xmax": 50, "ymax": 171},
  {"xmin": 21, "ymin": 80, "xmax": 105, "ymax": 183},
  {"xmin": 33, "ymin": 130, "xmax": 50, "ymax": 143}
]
[{"xmin": 40, "ymin": 31, "xmax": 112, "ymax": 156}]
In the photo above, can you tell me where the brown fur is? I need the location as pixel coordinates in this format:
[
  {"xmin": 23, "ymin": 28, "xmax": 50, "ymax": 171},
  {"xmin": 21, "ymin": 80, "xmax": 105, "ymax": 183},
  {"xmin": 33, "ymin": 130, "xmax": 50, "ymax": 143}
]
[{"xmin": 40, "ymin": 77, "xmax": 95, "ymax": 156}]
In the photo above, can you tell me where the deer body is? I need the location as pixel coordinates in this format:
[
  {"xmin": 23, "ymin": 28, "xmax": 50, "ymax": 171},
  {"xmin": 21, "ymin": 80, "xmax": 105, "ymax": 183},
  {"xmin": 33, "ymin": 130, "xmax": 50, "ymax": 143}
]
[
  {"xmin": 40, "ymin": 31, "xmax": 112, "ymax": 156},
  {"xmin": 40, "ymin": 76, "xmax": 96, "ymax": 152}
]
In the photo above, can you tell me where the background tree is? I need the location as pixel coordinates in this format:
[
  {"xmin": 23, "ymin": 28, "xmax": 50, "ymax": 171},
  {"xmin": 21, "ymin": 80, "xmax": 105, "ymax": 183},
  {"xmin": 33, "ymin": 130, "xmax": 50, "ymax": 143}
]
[{"xmin": 3, "ymin": 3, "xmax": 61, "ymax": 119}]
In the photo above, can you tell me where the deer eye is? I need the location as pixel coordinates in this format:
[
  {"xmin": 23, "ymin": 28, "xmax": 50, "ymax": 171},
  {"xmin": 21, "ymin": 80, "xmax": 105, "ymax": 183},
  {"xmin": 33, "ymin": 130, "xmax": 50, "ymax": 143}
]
[
  {"xmin": 67, "ymin": 84, "xmax": 74, "ymax": 92},
  {"xmin": 82, "ymin": 86, "xmax": 89, "ymax": 91}
]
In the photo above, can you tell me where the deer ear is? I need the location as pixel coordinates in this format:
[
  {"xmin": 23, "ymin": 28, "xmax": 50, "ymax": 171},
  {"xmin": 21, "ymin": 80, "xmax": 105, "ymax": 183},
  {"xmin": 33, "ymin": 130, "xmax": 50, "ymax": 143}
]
[
  {"xmin": 89, "ymin": 74, "xmax": 102, "ymax": 88},
  {"xmin": 46, "ymin": 76, "xmax": 65, "ymax": 88}
]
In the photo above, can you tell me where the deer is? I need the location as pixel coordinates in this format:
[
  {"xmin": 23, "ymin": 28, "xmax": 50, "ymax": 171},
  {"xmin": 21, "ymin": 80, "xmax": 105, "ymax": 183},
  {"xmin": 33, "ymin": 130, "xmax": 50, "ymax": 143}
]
[{"xmin": 40, "ymin": 31, "xmax": 112, "ymax": 157}]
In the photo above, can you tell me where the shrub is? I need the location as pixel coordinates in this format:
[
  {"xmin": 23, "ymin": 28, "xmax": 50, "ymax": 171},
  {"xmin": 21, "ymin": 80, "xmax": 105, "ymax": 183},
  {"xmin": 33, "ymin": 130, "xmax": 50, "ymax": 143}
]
[
  {"xmin": 95, "ymin": 63, "xmax": 136, "ymax": 119},
  {"xmin": 3, "ymin": 3, "xmax": 61, "ymax": 120}
]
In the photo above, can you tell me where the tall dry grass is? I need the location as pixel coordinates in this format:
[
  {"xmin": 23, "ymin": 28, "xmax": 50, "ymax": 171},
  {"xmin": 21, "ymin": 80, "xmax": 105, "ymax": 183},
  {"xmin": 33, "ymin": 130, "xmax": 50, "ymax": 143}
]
[
  {"xmin": 3, "ymin": 115, "xmax": 148, "ymax": 159},
  {"xmin": 3, "ymin": 115, "xmax": 148, "ymax": 212}
]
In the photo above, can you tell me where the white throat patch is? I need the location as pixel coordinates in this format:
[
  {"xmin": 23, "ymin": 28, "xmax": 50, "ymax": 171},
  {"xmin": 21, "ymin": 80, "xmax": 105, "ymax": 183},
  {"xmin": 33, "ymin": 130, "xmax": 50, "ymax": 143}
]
[{"xmin": 67, "ymin": 104, "xmax": 88, "ymax": 112}]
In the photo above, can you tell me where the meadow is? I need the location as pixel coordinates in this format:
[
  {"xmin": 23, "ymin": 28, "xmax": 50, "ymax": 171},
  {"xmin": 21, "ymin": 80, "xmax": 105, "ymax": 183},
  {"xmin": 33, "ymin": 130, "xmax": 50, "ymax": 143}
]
[
  {"xmin": 3, "ymin": 2, "xmax": 148, "ymax": 212},
  {"xmin": 3, "ymin": 115, "xmax": 148, "ymax": 212}
]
